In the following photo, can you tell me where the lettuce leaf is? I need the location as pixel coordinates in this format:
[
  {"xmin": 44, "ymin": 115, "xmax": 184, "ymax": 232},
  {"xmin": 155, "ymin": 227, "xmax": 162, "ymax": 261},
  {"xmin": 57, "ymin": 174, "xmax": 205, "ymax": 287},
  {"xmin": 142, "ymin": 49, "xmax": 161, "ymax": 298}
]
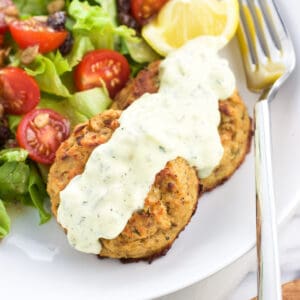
[
  {"xmin": 0, "ymin": 149, "xmax": 50, "ymax": 225},
  {"xmin": 39, "ymin": 94, "xmax": 87, "ymax": 126},
  {"xmin": 68, "ymin": 87, "xmax": 111, "ymax": 119},
  {"xmin": 8, "ymin": 88, "xmax": 112, "ymax": 130},
  {"xmin": 94, "ymin": 0, "xmax": 117, "ymax": 25},
  {"xmin": 7, "ymin": 115, "xmax": 22, "ymax": 134},
  {"xmin": 39, "ymin": 88, "xmax": 112, "ymax": 127},
  {"xmin": 26, "ymin": 162, "xmax": 51, "ymax": 224},
  {"xmin": 36, "ymin": 163, "xmax": 50, "ymax": 184},
  {"xmin": 66, "ymin": 0, "xmax": 137, "ymax": 62},
  {"xmin": 122, "ymin": 38, "xmax": 161, "ymax": 64},
  {"xmin": 66, "ymin": 35, "xmax": 94, "ymax": 68},
  {"xmin": 49, "ymin": 51, "xmax": 72, "ymax": 75},
  {"xmin": 0, "ymin": 148, "xmax": 28, "ymax": 163},
  {"xmin": 0, "ymin": 161, "xmax": 30, "ymax": 202},
  {"xmin": 13, "ymin": 0, "xmax": 53, "ymax": 16},
  {"xmin": 66, "ymin": 0, "xmax": 159, "ymax": 72},
  {"xmin": 0, "ymin": 200, "xmax": 10, "ymax": 239},
  {"xmin": 25, "ymin": 55, "xmax": 71, "ymax": 97}
]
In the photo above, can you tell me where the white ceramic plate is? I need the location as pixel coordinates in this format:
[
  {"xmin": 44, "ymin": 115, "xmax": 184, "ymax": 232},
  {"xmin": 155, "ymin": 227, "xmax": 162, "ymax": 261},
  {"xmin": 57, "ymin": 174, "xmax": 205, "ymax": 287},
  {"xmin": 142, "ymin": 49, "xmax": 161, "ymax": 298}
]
[{"xmin": 1, "ymin": 1, "xmax": 300, "ymax": 299}]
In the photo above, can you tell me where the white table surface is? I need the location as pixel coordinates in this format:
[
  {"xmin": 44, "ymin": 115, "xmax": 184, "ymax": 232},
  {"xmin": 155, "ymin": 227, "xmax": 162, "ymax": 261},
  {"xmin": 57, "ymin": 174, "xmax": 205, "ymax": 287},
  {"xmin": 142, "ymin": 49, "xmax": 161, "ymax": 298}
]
[{"xmin": 158, "ymin": 0, "xmax": 300, "ymax": 299}]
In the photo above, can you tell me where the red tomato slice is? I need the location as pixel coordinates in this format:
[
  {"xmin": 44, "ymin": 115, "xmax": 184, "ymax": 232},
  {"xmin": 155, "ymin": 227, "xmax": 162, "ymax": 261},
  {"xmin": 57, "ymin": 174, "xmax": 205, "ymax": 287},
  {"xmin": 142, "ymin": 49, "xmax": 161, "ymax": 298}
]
[
  {"xmin": 0, "ymin": 12, "xmax": 8, "ymax": 34},
  {"xmin": 74, "ymin": 49, "xmax": 130, "ymax": 98},
  {"xmin": 0, "ymin": 34, "xmax": 4, "ymax": 46},
  {"xmin": 17, "ymin": 109, "xmax": 70, "ymax": 164},
  {"xmin": 131, "ymin": 0, "xmax": 169, "ymax": 25},
  {"xmin": 9, "ymin": 18, "xmax": 68, "ymax": 53},
  {"xmin": 0, "ymin": 67, "xmax": 40, "ymax": 115},
  {"xmin": 0, "ymin": 0, "xmax": 18, "ymax": 34}
]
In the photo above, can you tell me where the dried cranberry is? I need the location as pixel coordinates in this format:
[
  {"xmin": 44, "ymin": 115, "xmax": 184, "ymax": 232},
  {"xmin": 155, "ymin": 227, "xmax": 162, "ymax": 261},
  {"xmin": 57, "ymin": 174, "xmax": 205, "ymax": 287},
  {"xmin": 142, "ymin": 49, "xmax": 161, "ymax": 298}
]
[
  {"xmin": 47, "ymin": 11, "xmax": 66, "ymax": 31},
  {"xmin": 117, "ymin": 0, "xmax": 131, "ymax": 13},
  {"xmin": 59, "ymin": 31, "xmax": 73, "ymax": 55},
  {"xmin": 117, "ymin": 0, "xmax": 141, "ymax": 31},
  {"xmin": 0, "ymin": 124, "xmax": 10, "ymax": 146},
  {"xmin": 5, "ymin": 138, "xmax": 17, "ymax": 148},
  {"xmin": 119, "ymin": 12, "xmax": 140, "ymax": 31}
]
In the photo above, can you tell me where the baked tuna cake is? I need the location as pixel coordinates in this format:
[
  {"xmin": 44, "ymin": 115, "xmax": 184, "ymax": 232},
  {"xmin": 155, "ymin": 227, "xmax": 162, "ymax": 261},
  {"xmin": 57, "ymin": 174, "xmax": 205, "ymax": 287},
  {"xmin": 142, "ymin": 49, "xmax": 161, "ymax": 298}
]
[
  {"xmin": 47, "ymin": 61, "xmax": 252, "ymax": 261},
  {"xmin": 113, "ymin": 61, "xmax": 252, "ymax": 191},
  {"xmin": 48, "ymin": 110, "xmax": 200, "ymax": 261}
]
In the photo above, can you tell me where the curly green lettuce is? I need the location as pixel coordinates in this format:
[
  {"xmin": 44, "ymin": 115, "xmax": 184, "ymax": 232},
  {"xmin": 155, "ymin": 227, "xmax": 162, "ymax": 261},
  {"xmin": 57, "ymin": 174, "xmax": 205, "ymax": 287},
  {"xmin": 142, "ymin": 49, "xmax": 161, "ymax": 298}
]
[
  {"xmin": 0, "ymin": 200, "xmax": 10, "ymax": 239},
  {"xmin": 67, "ymin": 0, "xmax": 159, "ymax": 66},
  {"xmin": 13, "ymin": 0, "xmax": 53, "ymax": 16},
  {"xmin": 25, "ymin": 54, "xmax": 72, "ymax": 97},
  {"xmin": 38, "ymin": 88, "xmax": 112, "ymax": 127},
  {"xmin": 0, "ymin": 149, "xmax": 51, "ymax": 227}
]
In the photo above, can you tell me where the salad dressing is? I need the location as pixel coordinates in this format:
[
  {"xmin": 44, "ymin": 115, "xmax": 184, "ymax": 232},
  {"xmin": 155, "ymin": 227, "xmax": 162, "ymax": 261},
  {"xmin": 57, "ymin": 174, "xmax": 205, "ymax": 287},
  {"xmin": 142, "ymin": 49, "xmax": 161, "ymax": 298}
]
[{"xmin": 58, "ymin": 36, "xmax": 236, "ymax": 254}]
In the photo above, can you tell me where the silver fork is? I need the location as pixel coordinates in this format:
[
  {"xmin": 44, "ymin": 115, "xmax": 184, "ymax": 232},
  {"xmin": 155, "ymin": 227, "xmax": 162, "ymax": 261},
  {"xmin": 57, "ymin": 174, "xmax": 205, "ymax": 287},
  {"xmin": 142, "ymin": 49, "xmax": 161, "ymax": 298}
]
[{"xmin": 237, "ymin": 0, "xmax": 296, "ymax": 299}]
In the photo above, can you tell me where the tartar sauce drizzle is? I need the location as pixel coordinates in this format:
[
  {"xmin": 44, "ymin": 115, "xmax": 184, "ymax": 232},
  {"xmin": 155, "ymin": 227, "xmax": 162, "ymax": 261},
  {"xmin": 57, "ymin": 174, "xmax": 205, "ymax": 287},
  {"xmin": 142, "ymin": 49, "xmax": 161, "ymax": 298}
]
[{"xmin": 58, "ymin": 37, "xmax": 236, "ymax": 254}]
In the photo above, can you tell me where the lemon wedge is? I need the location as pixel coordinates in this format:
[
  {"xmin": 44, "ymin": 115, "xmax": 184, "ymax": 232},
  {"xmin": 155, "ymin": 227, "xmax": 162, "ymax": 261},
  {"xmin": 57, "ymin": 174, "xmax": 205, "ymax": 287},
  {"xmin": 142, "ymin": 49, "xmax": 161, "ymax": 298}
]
[{"xmin": 142, "ymin": 0, "xmax": 239, "ymax": 56}]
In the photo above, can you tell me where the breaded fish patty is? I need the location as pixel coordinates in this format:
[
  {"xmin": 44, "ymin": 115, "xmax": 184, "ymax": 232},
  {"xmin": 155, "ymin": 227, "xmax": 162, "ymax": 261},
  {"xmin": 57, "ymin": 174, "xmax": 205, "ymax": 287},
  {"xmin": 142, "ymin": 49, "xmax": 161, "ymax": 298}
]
[
  {"xmin": 48, "ymin": 110, "xmax": 200, "ymax": 261},
  {"xmin": 113, "ymin": 61, "xmax": 252, "ymax": 191},
  {"xmin": 47, "ymin": 62, "xmax": 251, "ymax": 261}
]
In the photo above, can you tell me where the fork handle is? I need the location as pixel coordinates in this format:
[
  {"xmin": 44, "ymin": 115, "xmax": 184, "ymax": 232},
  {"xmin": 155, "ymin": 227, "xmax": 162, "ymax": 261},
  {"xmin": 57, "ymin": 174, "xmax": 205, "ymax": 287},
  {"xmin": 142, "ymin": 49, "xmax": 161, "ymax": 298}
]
[{"xmin": 255, "ymin": 99, "xmax": 282, "ymax": 300}]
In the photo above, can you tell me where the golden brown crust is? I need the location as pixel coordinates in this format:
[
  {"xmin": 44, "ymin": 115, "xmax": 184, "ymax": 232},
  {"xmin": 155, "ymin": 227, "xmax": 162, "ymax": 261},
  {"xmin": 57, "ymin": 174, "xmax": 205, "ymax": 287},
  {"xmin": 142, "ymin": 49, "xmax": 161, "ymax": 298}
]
[
  {"xmin": 202, "ymin": 92, "xmax": 252, "ymax": 191},
  {"xmin": 112, "ymin": 61, "xmax": 160, "ymax": 110}
]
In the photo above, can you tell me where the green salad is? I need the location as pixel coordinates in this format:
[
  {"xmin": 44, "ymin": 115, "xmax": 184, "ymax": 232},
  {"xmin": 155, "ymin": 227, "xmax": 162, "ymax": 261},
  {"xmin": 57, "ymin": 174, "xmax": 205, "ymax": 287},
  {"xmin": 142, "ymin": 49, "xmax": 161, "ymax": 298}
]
[{"xmin": 0, "ymin": 0, "xmax": 160, "ymax": 238}]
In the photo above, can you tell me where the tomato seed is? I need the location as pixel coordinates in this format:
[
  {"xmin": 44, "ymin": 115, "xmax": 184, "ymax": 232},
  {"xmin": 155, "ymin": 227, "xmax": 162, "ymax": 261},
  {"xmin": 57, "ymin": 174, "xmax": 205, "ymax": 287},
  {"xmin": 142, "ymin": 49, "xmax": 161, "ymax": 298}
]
[{"xmin": 34, "ymin": 113, "xmax": 49, "ymax": 128}]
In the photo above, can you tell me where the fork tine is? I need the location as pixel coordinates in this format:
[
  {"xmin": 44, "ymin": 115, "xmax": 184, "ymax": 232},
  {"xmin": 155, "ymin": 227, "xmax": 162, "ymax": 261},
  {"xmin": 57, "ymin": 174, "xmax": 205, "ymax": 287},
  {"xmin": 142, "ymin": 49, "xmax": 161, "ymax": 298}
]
[
  {"xmin": 263, "ymin": 0, "xmax": 296, "ymax": 74},
  {"xmin": 239, "ymin": 0, "xmax": 281, "ymax": 63},
  {"xmin": 237, "ymin": 0, "xmax": 288, "ymax": 91},
  {"xmin": 247, "ymin": 0, "xmax": 271, "ymax": 58},
  {"xmin": 257, "ymin": 0, "xmax": 282, "ymax": 51},
  {"xmin": 238, "ymin": 2, "xmax": 258, "ymax": 67}
]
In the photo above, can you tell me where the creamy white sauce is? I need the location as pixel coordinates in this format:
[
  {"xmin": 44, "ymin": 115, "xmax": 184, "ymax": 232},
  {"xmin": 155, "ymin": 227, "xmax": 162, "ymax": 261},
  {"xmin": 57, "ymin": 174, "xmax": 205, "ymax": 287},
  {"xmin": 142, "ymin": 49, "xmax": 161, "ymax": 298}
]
[{"xmin": 58, "ymin": 36, "xmax": 236, "ymax": 254}]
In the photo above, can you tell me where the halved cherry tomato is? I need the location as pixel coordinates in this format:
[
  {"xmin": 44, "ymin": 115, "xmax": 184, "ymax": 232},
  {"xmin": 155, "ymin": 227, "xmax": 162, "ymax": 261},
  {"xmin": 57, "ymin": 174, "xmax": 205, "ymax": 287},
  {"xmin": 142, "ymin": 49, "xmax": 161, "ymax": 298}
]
[
  {"xmin": 131, "ymin": 0, "xmax": 169, "ymax": 25},
  {"xmin": 0, "ymin": 0, "xmax": 18, "ymax": 34},
  {"xmin": 74, "ymin": 49, "xmax": 130, "ymax": 98},
  {"xmin": 16, "ymin": 109, "xmax": 70, "ymax": 164},
  {"xmin": 0, "ymin": 67, "xmax": 40, "ymax": 115},
  {"xmin": 0, "ymin": 34, "xmax": 4, "ymax": 46},
  {"xmin": 0, "ymin": 13, "xmax": 8, "ymax": 34},
  {"xmin": 9, "ymin": 18, "xmax": 68, "ymax": 53}
]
